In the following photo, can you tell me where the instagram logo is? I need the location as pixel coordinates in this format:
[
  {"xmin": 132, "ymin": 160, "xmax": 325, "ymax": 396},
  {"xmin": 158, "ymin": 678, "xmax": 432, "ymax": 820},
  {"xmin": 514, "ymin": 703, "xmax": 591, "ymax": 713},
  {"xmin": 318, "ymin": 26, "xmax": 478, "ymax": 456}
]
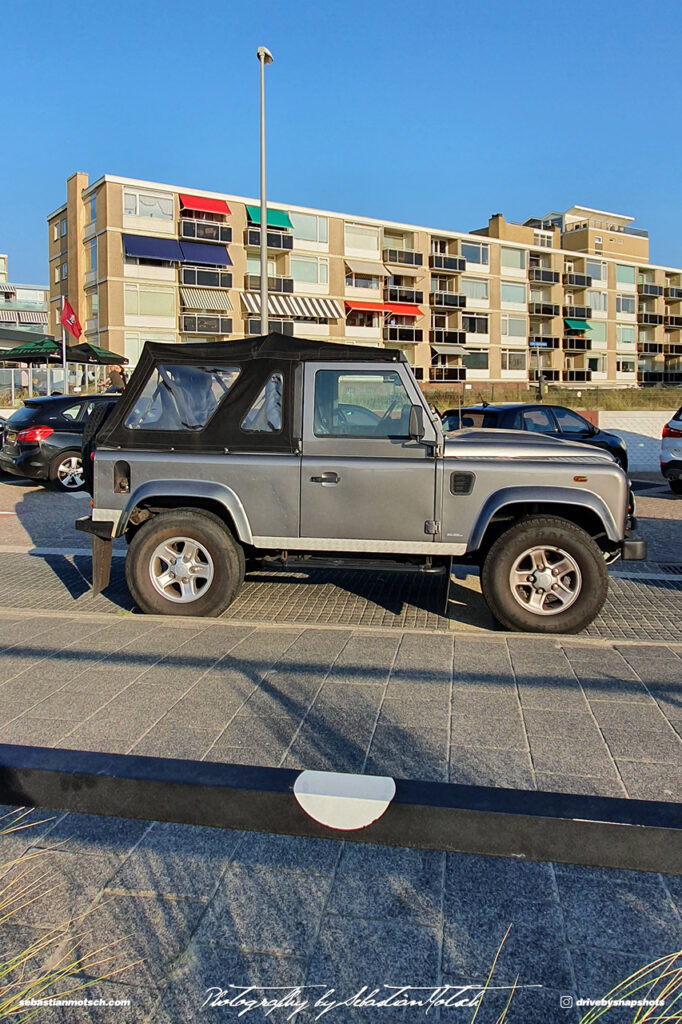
[{"xmin": 560, "ymin": 995, "xmax": 574, "ymax": 1009}]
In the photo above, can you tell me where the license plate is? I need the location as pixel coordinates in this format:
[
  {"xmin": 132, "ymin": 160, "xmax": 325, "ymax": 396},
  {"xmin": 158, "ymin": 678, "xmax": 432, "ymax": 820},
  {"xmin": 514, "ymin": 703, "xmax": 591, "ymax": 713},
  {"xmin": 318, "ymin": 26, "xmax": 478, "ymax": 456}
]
[{"xmin": 6, "ymin": 431, "xmax": 16, "ymax": 443}]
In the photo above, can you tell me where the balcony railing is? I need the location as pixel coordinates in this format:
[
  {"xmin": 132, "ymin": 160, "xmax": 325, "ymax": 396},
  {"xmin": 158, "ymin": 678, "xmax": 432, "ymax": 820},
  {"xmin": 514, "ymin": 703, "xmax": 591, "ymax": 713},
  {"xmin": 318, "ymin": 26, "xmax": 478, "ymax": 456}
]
[
  {"xmin": 638, "ymin": 312, "xmax": 664, "ymax": 325},
  {"xmin": 529, "ymin": 302, "xmax": 560, "ymax": 317},
  {"xmin": 181, "ymin": 219, "xmax": 232, "ymax": 244},
  {"xmin": 429, "ymin": 254, "xmax": 465, "ymax": 272},
  {"xmin": 429, "ymin": 291, "xmax": 465, "ymax": 309},
  {"xmin": 383, "ymin": 247, "xmax": 423, "ymax": 267},
  {"xmin": 639, "ymin": 371, "xmax": 664, "ymax": 383},
  {"xmin": 564, "ymin": 306, "xmax": 592, "ymax": 319},
  {"xmin": 664, "ymin": 372, "xmax": 682, "ymax": 383},
  {"xmin": 429, "ymin": 330, "xmax": 466, "ymax": 346},
  {"xmin": 664, "ymin": 342, "xmax": 682, "ymax": 356},
  {"xmin": 528, "ymin": 336, "xmax": 560, "ymax": 349},
  {"xmin": 245, "ymin": 228, "xmax": 293, "ymax": 250},
  {"xmin": 640, "ymin": 342, "xmax": 664, "ymax": 354},
  {"xmin": 385, "ymin": 286, "xmax": 424, "ymax": 304},
  {"xmin": 563, "ymin": 336, "xmax": 592, "ymax": 351},
  {"xmin": 563, "ymin": 273, "xmax": 592, "ymax": 288},
  {"xmin": 247, "ymin": 318, "xmax": 294, "ymax": 336},
  {"xmin": 528, "ymin": 268, "xmax": 560, "ymax": 284},
  {"xmin": 428, "ymin": 367, "xmax": 466, "ymax": 382},
  {"xmin": 664, "ymin": 315, "xmax": 682, "ymax": 328},
  {"xmin": 244, "ymin": 274, "xmax": 294, "ymax": 294},
  {"xmin": 562, "ymin": 370, "xmax": 592, "ymax": 382},
  {"xmin": 384, "ymin": 326, "xmax": 423, "ymax": 343},
  {"xmin": 530, "ymin": 369, "xmax": 560, "ymax": 382},
  {"xmin": 181, "ymin": 266, "xmax": 232, "ymax": 289},
  {"xmin": 181, "ymin": 314, "xmax": 232, "ymax": 335},
  {"xmin": 664, "ymin": 286, "xmax": 682, "ymax": 301},
  {"xmin": 638, "ymin": 283, "xmax": 664, "ymax": 297}
]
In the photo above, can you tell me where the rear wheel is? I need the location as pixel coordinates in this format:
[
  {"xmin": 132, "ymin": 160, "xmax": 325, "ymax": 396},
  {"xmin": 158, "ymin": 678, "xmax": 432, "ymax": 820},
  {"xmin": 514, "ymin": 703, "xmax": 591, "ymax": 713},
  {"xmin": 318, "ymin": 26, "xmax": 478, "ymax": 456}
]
[
  {"xmin": 50, "ymin": 451, "xmax": 85, "ymax": 491},
  {"xmin": 669, "ymin": 479, "xmax": 682, "ymax": 495},
  {"xmin": 480, "ymin": 516, "xmax": 608, "ymax": 634},
  {"xmin": 125, "ymin": 509, "xmax": 245, "ymax": 616}
]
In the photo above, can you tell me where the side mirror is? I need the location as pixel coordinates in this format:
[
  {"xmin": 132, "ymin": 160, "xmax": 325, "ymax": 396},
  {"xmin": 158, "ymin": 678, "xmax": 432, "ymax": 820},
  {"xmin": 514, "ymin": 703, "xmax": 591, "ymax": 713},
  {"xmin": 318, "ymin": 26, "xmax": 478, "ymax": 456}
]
[{"xmin": 409, "ymin": 405, "xmax": 425, "ymax": 441}]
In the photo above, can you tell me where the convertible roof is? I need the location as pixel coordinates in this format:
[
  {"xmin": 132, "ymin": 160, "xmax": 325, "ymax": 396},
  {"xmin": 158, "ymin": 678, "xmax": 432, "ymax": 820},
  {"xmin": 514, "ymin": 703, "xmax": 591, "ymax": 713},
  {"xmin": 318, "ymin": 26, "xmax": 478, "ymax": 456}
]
[{"xmin": 142, "ymin": 331, "xmax": 405, "ymax": 365}]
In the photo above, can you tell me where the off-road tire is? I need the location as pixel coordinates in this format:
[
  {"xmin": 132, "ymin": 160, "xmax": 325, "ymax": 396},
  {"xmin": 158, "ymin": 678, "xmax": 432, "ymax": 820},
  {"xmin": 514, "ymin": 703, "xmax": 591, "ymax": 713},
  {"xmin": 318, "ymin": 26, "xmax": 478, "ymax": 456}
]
[
  {"xmin": 49, "ymin": 450, "xmax": 85, "ymax": 491},
  {"xmin": 480, "ymin": 515, "xmax": 608, "ymax": 634},
  {"xmin": 669, "ymin": 479, "xmax": 682, "ymax": 495},
  {"xmin": 81, "ymin": 400, "xmax": 117, "ymax": 496},
  {"xmin": 125, "ymin": 508, "xmax": 245, "ymax": 617}
]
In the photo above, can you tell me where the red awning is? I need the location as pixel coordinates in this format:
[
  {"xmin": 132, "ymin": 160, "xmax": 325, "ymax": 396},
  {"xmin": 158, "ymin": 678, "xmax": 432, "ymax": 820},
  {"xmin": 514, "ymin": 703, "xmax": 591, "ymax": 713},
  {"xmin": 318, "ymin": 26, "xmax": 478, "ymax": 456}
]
[
  {"xmin": 345, "ymin": 300, "xmax": 388, "ymax": 312},
  {"xmin": 179, "ymin": 193, "xmax": 231, "ymax": 215},
  {"xmin": 384, "ymin": 303, "xmax": 421, "ymax": 317}
]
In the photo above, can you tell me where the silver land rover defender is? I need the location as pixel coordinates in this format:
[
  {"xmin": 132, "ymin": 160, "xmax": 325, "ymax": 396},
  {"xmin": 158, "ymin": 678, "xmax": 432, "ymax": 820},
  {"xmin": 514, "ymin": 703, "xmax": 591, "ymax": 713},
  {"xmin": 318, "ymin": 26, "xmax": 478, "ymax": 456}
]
[{"xmin": 76, "ymin": 333, "xmax": 645, "ymax": 633}]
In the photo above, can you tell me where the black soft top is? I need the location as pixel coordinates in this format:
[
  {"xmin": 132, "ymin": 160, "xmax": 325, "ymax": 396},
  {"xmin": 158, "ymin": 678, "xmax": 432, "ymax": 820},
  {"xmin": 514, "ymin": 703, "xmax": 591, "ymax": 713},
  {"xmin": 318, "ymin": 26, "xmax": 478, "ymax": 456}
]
[{"xmin": 97, "ymin": 331, "xmax": 404, "ymax": 454}]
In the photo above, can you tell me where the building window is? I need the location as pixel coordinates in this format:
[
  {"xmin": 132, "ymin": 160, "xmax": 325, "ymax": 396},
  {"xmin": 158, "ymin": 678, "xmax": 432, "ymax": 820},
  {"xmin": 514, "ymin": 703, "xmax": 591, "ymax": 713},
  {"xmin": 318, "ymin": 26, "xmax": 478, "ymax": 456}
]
[
  {"xmin": 587, "ymin": 321, "xmax": 607, "ymax": 343},
  {"xmin": 123, "ymin": 191, "xmax": 173, "ymax": 220},
  {"xmin": 290, "ymin": 256, "xmax": 329, "ymax": 285},
  {"xmin": 586, "ymin": 260, "xmax": 606, "ymax": 283},
  {"xmin": 54, "ymin": 265, "xmax": 60, "ymax": 284},
  {"xmin": 60, "ymin": 218, "xmax": 67, "ymax": 237},
  {"xmin": 586, "ymin": 290, "xmax": 608, "ymax": 312},
  {"xmin": 461, "ymin": 242, "xmax": 488, "ymax": 265},
  {"xmin": 616, "ymin": 324, "xmax": 636, "ymax": 344},
  {"xmin": 86, "ymin": 238, "xmax": 97, "ymax": 274},
  {"xmin": 501, "ymin": 349, "xmax": 527, "ymax": 371},
  {"xmin": 587, "ymin": 356, "xmax": 605, "ymax": 373},
  {"xmin": 53, "ymin": 223, "xmax": 59, "ymax": 242},
  {"xmin": 86, "ymin": 196, "xmax": 96, "ymax": 224},
  {"xmin": 617, "ymin": 358, "xmax": 635, "ymax": 373},
  {"xmin": 86, "ymin": 289, "xmax": 99, "ymax": 319},
  {"xmin": 346, "ymin": 310, "xmax": 378, "ymax": 328},
  {"xmin": 500, "ymin": 281, "xmax": 526, "ymax": 304},
  {"xmin": 124, "ymin": 284, "xmax": 175, "ymax": 317},
  {"xmin": 616, "ymin": 264, "xmax": 636, "ymax": 286},
  {"xmin": 290, "ymin": 212, "xmax": 328, "ymax": 244},
  {"xmin": 344, "ymin": 223, "xmax": 380, "ymax": 253},
  {"xmin": 431, "ymin": 238, "xmax": 447, "ymax": 255},
  {"xmin": 500, "ymin": 247, "xmax": 526, "ymax": 270},
  {"xmin": 463, "ymin": 350, "xmax": 488, "ymax": 370},
  {"xmin": 616, "ymin": 294, "xmax": 636, "ymax": 314},
  {"xmin": 460, "ymin": 277, "xmax": 489, "ymax": 300},
  {"xmin": 501, "ymin": 315, "xmax": 526, "ymax": 337},
  {"xmin": 60, "ymin": 262, "xmax": 67, "ymax": 281},
  {"xmin": 533, "ymin": 231, "xmax": 552, "ymax": 248},
  {"xmin": 345, "ymin": 272, "xmax": 380, "ymax": 290},
  {"xmin": 462, "ymin": 315, "xmax": 488, "ymax": 334}
]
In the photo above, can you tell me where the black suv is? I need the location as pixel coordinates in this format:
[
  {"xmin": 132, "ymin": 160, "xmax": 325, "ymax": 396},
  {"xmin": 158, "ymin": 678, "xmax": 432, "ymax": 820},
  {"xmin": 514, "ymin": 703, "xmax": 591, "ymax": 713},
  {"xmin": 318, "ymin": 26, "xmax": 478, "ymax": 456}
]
[
  {"xmin": 0, "ymin": 394, "xmax": 117, "ymax": 491},
  {"xmin": 441, "ymin": 403, "xmax": 628, "ymax": 470}
]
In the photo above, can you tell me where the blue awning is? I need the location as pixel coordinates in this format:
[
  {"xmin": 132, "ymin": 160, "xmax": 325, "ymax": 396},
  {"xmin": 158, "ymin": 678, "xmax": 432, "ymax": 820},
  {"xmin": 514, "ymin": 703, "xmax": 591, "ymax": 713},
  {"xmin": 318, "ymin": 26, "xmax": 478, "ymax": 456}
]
[
  {"xmin": 179, "ymin": 241, "xmax": 232, "ymax": 266},
  {"xmin": 122, "ymin": 234, "xmax": 183, "ymax": 262}
]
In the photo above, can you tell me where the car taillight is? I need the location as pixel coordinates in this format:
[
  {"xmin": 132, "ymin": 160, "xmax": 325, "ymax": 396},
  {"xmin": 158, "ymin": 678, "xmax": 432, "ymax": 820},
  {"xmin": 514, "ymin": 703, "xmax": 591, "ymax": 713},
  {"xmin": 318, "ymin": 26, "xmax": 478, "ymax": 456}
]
[
  {"xmin": 16, "ymin": 426, "xmax": 54, "ymax": 443},
  {"xmin": 662, "ymin": 424, "xmax": 682, "ymax": 439}
]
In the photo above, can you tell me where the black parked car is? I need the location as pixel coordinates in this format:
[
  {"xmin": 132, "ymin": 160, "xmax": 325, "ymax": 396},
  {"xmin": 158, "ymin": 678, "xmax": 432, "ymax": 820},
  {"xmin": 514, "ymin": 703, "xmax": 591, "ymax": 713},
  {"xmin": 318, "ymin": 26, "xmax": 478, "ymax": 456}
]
[
  {"xmin": 0, "ymin": 394, "xmax": 117, "ymax": 491},
  {"xmin": 441, "ymin": 403, "xmax": 628, "ymax": 470}
]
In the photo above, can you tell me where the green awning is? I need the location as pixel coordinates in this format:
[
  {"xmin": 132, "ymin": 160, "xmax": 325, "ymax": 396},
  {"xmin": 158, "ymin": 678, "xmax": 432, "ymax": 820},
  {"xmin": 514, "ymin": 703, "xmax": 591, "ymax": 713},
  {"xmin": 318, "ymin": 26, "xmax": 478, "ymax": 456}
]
[
  {"xmin": 245, "ymin": 205, "xmax": 293, "ymax": 229},
  {"xmin": 67, "ymin": 342, "xmax": 128, "ymax": 365},
  {"xmin": 2, "ymin": 337, "xmax": 61, "ymax": 360},
  {"xmin": 565, "ymin": 318, "xmax": 592, "ymax": 331}
]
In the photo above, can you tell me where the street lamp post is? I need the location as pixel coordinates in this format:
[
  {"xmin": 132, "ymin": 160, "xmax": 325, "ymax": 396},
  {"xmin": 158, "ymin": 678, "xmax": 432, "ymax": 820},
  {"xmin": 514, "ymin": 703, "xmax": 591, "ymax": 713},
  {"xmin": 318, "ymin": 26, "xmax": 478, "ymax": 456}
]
[{"xmin": 257, "ymin": 45, "xmax": 273, "ymax": 335}]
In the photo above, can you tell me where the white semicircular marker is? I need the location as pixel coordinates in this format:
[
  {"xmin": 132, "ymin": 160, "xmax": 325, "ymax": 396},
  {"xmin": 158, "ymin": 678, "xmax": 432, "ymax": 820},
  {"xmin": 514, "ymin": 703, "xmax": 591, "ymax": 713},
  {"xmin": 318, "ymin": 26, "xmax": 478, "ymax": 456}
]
[{"xmin": 293, "ymin": 770, "xmax": 396, "ymax": 831}]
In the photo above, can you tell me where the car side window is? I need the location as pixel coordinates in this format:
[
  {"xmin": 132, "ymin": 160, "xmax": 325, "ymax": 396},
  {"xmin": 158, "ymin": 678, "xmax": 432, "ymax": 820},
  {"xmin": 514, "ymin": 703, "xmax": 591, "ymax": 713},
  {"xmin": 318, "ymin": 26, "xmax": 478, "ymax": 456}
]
[
  {"xmin": 522, "ymin": 408, "xmax": 554, "ymax": 432},
  {"xmin": 61, "ymin": 403, "xmax": 83, "ymax": 421},
  {"xmin": 554, "ymin": 407, "xmax": 590, "ymax": 435},
  {"xmin": 314, "ymin": 370, "xmax": 412, "ymax": 438},
  {"xmin": 241, "ymin": 373, "xmax": 283, "ymax": 433}
]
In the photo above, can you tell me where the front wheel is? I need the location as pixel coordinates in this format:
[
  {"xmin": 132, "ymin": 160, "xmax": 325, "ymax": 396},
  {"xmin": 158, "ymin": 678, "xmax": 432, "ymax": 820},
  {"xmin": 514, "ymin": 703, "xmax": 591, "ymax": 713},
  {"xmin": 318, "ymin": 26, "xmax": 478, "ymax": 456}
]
[
  {"xmin": 480, "ymin": 516, "xmax": 608, "ymax": 634},
  {"xmin": 125, "ymin": 509, "xmax": 245, "ymax": 616}
]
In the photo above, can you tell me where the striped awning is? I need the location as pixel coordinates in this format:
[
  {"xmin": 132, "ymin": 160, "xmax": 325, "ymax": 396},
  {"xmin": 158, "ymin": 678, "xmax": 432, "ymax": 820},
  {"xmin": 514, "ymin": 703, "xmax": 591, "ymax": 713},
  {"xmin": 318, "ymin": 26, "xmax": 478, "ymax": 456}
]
[
  {"xmin": 0, "ymin": 283, "xmax": 16, "ymax": 294},
  {"xmin": 241, "ymin": 293, "xmax": 343, "ymax": 319},
  {"xmin": 18, "ymin": 311, "xmax": 48, "ymax": 324},
  {"xmin": 0, "ymin": 310, "xmax": 17, "ymax": 322},
  {"xmin": 180, "ymin": 288, "xmax": 233, "ymax": 312}
]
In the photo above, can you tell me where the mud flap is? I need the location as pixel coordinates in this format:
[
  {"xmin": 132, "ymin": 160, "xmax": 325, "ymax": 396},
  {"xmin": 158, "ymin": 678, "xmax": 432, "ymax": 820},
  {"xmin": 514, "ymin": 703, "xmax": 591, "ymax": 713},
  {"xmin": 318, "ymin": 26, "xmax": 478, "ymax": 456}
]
[
  {"xmin": 92, "ymin": 535, "xmax": 113, "ymax": 596},
  {"xmin": 441, "ymin": 557, "xmax": 453, "ymax": 616}
]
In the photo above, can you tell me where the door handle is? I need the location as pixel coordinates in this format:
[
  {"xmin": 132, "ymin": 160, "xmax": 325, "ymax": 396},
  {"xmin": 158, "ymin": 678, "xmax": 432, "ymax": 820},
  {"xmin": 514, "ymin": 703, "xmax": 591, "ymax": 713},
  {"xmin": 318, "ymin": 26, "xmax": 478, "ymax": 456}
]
[{"xmin": 310, "ymin": 472, "xmax": 340, "ymax": 484}]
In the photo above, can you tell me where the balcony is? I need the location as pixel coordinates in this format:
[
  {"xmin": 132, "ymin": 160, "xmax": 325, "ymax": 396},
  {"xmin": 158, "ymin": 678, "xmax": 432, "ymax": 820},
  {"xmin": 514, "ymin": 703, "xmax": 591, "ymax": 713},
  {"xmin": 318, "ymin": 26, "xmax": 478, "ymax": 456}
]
[
  {"xmin": 562, "ymin": 370, "xmax": 592, "ymax": 382},
  {"xmin": 181, "ymin": 266, "xmax": 232, "ymax": 289},
  {"xmin": 429, "ymin": 330, "xmax": 466, "ymax": 346},
  {"xmin": 528, "ymin": 336, "xmax": 560, "ymax": 349},
  {"xmin": 383, "ymin": 248, "xmax": 423, "ymax": 267},
  {"xmin": 638, "ymin": 283, "xmax": 664, "ymax": 297},
  {"xmin": 665, "ymin": 315, "xmax": 682, "ymax": 329},
  {"xmin": 664, "ymin": 342, "xmax": 682, "ymax": 356},
  {"xmin": 529, "ymin": 268, "xmax": 560, "ymax": 284},
  {"xmin": 563, "ymin": 273, "xmax": 592, "ymax": 288},
  {"xmin": 638, "ymin": 312, "xmax": 664, "ymax": 325},
  {"xmin": 181, "ymin": 314, "xmax": 233, "ymax": 335},
  {"xmin": 245, "ymin": 228, "xmax": 293, "ymax": 251},
  {"xmin": 384, "ymin": 326, "xmax": 423, "ymax": 344},
  {"xmin": 428, "ymin": 366, "xmax": 466, "ymax": 382},
  {"xmin": 640, "ymin": 342, "xmax": 664, "ymax": 354},
  {"xmin": 247, "ymin": 318, "xmax": 293, "ymax": 336},
  {"xmin": 429, "ymin": 291, "xmax": 465, "ymax": 309},
  {"xmin": 664, "ymin": 372, "xmax": 682, "ymax": 383},
  {"xmin": 639, "ymin": 371, "xmax": 664, "ymax": 383},
  {"xmin": 563, "ymin": 336, "xmax": 592, "ymax": 351},
  {"xmin": 429, "ymin": 254, "xmax": 465, "ymax": 272},
  {"xmin": 244, "ymin": 274, "xmax": 294, "ymax": 294},
  {"xmin": 385, "ymin": 286, "xmax": 424, "ymax": 304},
  {"xmin": 664, "ymin": 286, "xmax": 682, "ymax": 301},
  {"xmin": 530, "ymin": 369, "xmax": 560, "ymax": 382},
  {"xmin": 181, "ymin": 219, "xmax": 232, "ymax": 244},
  {"xmin": 564, "ymin": 306, "xmax": 592, "ymax": 319},
  {"xmin": 529, "ymin": 302, "xmax": 560, "ymax": 317}
]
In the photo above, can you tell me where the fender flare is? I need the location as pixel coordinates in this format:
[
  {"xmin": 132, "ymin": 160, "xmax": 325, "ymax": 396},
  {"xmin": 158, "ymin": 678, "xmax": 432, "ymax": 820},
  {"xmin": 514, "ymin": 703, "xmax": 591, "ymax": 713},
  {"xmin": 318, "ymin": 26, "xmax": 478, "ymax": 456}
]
[
  {"xmin": 116, "ymin": 480, "xmax": 253, "ymax": 544},
  {"xmin": 467, "ymin": 485, "xmax": 621, "ymax": 553}
]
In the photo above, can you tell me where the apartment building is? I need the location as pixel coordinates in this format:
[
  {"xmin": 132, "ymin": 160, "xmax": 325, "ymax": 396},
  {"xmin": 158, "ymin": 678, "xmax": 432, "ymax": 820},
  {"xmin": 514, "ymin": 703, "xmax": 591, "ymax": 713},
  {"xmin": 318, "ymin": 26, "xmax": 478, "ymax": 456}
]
[
  {"xmin": 0, "ymin": 255, "xmax": 49, "ymax": 342},
  {"xmin": 46, "ymin": 174, "xmax": 682, "ymax": 388}
]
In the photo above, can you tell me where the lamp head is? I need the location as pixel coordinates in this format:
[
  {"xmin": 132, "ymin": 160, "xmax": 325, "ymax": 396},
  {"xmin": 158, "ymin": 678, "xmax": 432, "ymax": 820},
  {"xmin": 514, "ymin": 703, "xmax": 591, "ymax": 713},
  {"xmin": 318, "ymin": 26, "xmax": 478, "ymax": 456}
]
[{"xmin": 257, "ymin": 46, "xmax": 273, "ymax": 65}]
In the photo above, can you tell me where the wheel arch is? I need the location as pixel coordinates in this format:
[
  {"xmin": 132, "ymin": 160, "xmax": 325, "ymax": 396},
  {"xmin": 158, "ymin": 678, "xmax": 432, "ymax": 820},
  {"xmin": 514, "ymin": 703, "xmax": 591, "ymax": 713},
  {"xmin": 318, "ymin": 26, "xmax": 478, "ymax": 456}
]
[{"xmin": 118, "ymin": 481, "xmax": 253, "ymax": 545}]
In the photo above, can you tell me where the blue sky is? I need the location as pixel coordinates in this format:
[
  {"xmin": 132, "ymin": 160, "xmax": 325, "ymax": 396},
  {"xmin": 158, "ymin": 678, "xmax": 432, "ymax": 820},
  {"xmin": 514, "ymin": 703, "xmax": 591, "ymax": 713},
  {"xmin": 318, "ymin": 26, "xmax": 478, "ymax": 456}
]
[{"xmin": 2, "ymin": 0, "xmax": 682, "ymax": 282}]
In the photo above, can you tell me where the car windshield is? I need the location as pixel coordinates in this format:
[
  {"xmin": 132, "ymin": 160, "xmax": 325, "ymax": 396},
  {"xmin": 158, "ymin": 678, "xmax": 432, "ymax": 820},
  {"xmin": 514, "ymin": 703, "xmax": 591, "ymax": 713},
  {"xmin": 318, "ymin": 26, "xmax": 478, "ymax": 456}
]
[{"xmin": 125, "ymin": 364, "xmax": 241, "ymax": 431}]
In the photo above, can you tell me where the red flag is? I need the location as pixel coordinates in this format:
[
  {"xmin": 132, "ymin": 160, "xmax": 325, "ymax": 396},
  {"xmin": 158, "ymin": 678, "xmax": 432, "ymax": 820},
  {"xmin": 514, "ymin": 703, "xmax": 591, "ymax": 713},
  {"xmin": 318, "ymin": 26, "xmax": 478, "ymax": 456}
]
[{"xmin": 60, "ymin": 298, "xmax": 82, "ymax": 340}]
